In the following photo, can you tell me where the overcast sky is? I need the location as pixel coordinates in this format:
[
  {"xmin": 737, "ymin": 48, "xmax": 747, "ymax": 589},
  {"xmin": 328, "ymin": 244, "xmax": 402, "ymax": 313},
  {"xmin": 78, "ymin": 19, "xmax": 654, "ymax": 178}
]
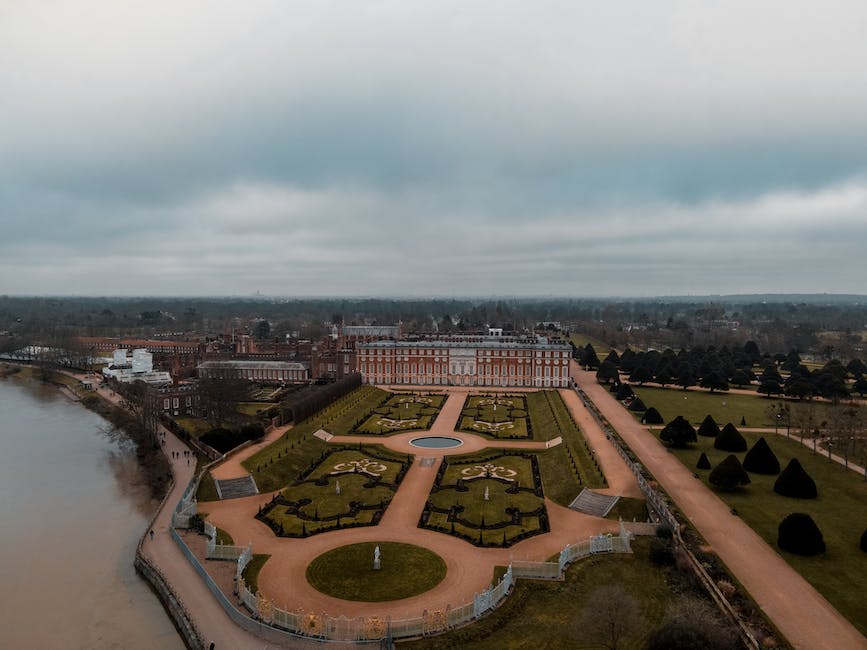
[{"xmin": 2, "ymin": 1, "xmax": 867, "ymax": 297}]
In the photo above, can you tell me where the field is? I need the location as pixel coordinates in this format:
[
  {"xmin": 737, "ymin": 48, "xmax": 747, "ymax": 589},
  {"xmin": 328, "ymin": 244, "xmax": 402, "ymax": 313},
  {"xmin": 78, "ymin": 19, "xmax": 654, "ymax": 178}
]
[
  {"xmin": 459, "ymin": 394, "xmax": 530, "ymax": 439},
  {"xmin": 632, "ymin": 386, "xmax": 835, "ymax": 428},
  {"xmin": 661, "ymin": 428, "xmax": 867, "ymax": 636}
]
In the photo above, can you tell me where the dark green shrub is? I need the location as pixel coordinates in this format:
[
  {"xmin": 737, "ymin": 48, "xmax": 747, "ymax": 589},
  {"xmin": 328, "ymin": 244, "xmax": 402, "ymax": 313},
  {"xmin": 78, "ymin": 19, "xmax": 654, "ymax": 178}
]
[
  {"xmin": 615, "ymin": 383, "xmax": 635, "ymax": 401},
  {"xmin": 660, "ymin": 415, "xmax": 697, "ymax": 447},
  {"xmin": 778, "ymin": 512, "xmax": 825, "ymax": 556},
  {"xmin": 696, "ymin": 452, "xmax": 711, "ymax": 470},
  {"xmin": 697, "ymin": 414, "xmax": 720, "ymax": 438},
  {"xmin": 628, "ymin": 396, "xmax": 647, "ymax": 412},
  {"xmin": 774, "ymin": 458, "xmax": 818, "ymax": 499},
  {"xmin": 708, "ymin": 454, "xmax": 751, "ymax": 490},
  {"xmin": 643, "ymin": 407, "xmax": 664, "ymax": 425},
  {"xmin": 742, "ymin": 437, "xmax": 780, "ymax": 475},
  {"xmin": 714, "ymin": 423, "xmax": 747, "ymax": 452}
]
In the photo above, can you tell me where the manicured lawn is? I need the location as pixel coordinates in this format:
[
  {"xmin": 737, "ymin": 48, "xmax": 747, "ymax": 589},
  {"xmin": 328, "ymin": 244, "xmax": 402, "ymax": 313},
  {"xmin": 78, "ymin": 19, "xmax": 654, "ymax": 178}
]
[
  {"xmin": 259, "ymin": 447, "xmax": 409, "ymax": 537},
  {"xmin": 423, "ymin": 452, "xmax": 547, "ymax": 546},
  {"xmin": 398, "ymin": 538, "xmax": 672, "ymax": 650},
  {"xmin": 241, "ymin": 554, "xmax": 271, "ymax": 595},
  {"xmin": 632, "ymin": 386, "xmax": 835, "ymax": 428},
  {"xmin": 243, "ymin": 386, "xmax": 391, "ymax": 492},
  {"xmin": 527, "ymin": 391, "xmax": 605, "ymax": 504},
  {"xmin": 355, "ymin": 393, "xmax": 445, "ymax": 435},
  {"xmin": 459, "ymin": 395, "xmax": 530, "ymax": 439},
  {"xmin": 236, "ymin": 401, "xmax": 276, "ymax": 417},
  {"xmin": 306, "ymin": 542, "xmax": 446, "ymax": 602},
  {"xmin": 606, "ymin": 496, "xmax": 649, "ymax": 522},
  {"xmin": 661, "ymin": 429, "xmax": 867, "ymax": 636}
]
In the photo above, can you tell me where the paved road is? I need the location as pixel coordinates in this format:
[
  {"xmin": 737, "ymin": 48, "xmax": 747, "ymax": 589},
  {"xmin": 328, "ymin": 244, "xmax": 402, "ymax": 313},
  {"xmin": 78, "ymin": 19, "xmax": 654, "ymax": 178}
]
[{"xmin": 572, "ymin": 362, "xmax": 867, "ymax": 650}]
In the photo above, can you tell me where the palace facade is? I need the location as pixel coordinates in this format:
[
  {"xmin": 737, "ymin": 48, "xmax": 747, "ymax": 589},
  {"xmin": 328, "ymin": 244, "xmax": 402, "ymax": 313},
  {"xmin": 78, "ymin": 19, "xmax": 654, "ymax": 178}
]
[{"xmin": 357, "ymin": 335, "xmax": 571, "ymax": 388}]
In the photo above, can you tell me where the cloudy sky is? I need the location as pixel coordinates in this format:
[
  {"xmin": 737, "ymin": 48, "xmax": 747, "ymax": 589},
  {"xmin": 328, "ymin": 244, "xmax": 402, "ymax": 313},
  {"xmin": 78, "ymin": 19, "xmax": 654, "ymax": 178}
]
[{"xmin": 2, "ymin": 1, "xmax": 867, "ymax": 297}]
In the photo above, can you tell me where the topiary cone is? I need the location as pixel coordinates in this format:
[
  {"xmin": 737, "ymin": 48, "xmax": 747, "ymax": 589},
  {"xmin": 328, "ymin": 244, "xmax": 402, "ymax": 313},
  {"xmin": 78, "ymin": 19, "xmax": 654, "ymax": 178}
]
[
  {"xmin": 743, "ymin": 437, "xmax": 781, "ymax": 475},
  {"xmin": 774, "ymin": 458, "xmax": 818, "ymax": 499}
]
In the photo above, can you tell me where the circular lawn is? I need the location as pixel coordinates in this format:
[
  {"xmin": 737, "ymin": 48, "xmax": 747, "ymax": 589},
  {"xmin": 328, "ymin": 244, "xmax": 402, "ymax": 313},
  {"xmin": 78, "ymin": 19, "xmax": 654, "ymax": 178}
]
[{"xmin": 306, "ymin": 542, "xmax": 446, "ymax": 602}]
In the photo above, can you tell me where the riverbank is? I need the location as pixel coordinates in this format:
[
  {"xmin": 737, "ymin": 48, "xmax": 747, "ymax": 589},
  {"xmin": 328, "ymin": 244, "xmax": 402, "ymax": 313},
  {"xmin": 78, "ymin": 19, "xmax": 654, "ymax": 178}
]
[{"xmin": 0, "ymin": 373, "xmax": 185, "ymax": 649}]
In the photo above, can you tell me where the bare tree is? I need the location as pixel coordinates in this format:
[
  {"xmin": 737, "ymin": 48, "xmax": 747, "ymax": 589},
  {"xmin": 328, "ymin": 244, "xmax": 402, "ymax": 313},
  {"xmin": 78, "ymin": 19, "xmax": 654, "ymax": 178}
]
[
  {"xmin": 576, "ymin": 584, "xmax": 643, "ymax": 650},
  {"xmin": 199, "ymin": 376, "xmax": 249, "ymax": 428}
]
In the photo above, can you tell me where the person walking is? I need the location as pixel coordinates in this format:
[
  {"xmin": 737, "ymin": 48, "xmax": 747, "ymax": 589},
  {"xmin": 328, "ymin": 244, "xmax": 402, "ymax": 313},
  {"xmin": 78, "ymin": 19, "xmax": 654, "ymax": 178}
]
[{"xmin": 149, "ymin": 529, "xmax": 154, "ymax": 541}]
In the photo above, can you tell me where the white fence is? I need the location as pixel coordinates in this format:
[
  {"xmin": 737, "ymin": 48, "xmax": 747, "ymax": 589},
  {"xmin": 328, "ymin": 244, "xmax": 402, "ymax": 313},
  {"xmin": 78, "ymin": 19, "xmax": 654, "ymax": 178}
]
[
  {"xmin": 228, "ymin": 528, "xmax": 630, "ymax": 642},
  {"xmin": 203, "ymin": 520, "xmax": 250, "ymax": 561}
]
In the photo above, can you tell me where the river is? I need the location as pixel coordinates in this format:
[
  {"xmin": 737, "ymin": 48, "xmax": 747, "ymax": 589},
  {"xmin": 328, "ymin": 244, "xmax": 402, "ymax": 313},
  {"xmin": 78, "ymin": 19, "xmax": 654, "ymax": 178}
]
[{"xmin": 0, "ymin": 376, "xmax": 184, "ymax": 649}]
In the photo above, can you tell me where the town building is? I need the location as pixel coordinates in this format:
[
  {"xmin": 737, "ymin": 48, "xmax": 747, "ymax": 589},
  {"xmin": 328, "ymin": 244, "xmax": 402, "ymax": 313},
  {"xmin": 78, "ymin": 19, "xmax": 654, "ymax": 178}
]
[
  {"xmin": 151, "ymin": 383, "xmax": 203, "ymax": 418},
  {"xmin": 196, "ymin": 359, "xmax": 308, "ymax": 384},
  {"xmin": 357, "ymin": 335, "xmax": 572, "ymax": 387}
]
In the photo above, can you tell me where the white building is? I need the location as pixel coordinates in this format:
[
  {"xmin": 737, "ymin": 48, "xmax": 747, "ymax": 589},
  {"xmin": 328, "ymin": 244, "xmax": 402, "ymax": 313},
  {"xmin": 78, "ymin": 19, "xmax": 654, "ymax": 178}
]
[{"xmin": 102, "ymin": 349, "xmax": 172, "ymax": 385}]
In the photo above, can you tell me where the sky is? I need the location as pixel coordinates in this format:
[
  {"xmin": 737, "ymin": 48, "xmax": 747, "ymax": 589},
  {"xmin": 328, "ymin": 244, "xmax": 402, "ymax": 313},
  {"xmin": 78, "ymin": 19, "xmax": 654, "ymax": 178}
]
[{"xmin": 2, "ymin": 1, "xmax": 867, "ymax": 298}]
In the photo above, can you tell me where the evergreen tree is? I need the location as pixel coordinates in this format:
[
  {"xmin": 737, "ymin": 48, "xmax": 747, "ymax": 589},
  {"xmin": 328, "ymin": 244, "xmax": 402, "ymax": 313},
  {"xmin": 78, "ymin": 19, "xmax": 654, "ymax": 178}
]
[
  {"xmin": 742, "ymin": 437, "xmax": 781, "ymax": 475},
  {"xmin": 778, "ymin": 513, "xmax": 825, "ymax": 556},
  {"xmin": 774, "ymin": 458, "xmax": 818, "ymax": 499},
  {"xmin": 708, "ymin": 454, "xmax": 751, "ymax": 490},
  {"xmin": 697, "ymin": 415, "xmax": 721, "ymax": 438},
  {"xmin": 660, "ymin": 416, "xmax": 697, "ymax": 447},
  {"xmin": 714, "ymin": 423, "xmax": 747, "ymax": 452}
]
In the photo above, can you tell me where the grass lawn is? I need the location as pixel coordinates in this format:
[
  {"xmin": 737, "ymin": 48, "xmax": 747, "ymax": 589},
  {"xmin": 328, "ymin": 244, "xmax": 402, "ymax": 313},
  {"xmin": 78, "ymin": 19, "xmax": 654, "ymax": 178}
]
[
  {"xmin": 306, "ymin": 542, "xmax": 446, "ymax": 602},
  {"xmin": 355, "ymin": 393, "xmax": 445, "ymax": 435},
  {"xmin": 527, "ymin": 391, "xmax": 605, "ymax": 505},
  {"xmin": 175, "ymin": 416, "xmax": 212, "ymax": 438},
  {"xmin": 423, "ymin": 452, "xmax": 547, "ymax": 546},
  {"xmin": 662, "ymin": 429, "xmax": 867, "ymax": 636},
  {"xmin": 241, "ymin": 554, "xmax": 271, "ymax": 595},
  {"xmin": 569, "ymin": 332, "xmax": 611, "ymax": 356},
  {"xmin": 606, "ymin": 496, "xmax": 649, "ymax": 522},
  {"xmin": 195, "ymin": 471, "xmax": 220, "ymax": 502},
  {"xmin": 632, "ymin": 386, "xmax": 836, "ymax": 429},
  {"xmin": 459, "ymin": 395, "xmax": 530, "ymax": 439},
  {"xmin": 398, "ymin": 538, "xmax": 672, "ymax": 650},
  {"xmin": 243, "ymin": 386, "xmax": 392, "ymax": 492},
  {"xmin": 236, "ymin": 401, "xmax": 276, "ymax": 417}
]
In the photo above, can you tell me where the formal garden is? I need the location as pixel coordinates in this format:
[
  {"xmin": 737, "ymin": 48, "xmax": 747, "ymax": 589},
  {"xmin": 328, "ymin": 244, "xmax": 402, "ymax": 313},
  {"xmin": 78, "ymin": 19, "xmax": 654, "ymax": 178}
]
[
  {"xmin": 458, "ymin": 394, "xmax": 530, "ymax": 439},
  {"xmin": 654, "ymin": 415, "xmax": 867, "ymax": 636},
  {"xmin": 352, "ymin": 392, "xmax": 446, "ymax": 435},
  {"xmin": 420, "ymin": 451, "xmax": 549, "ymax": 547},
  {"xmin": 257, "ymin": 447, "xmax": 410, "ymax": 537}
]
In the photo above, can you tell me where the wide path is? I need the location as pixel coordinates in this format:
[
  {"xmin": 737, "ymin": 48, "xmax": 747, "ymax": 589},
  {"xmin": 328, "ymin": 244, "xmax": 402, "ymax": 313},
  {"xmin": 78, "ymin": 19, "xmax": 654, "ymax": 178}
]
[{"xmin": 572, "ymin": 362, "xmax": 866, "ymax": 650}]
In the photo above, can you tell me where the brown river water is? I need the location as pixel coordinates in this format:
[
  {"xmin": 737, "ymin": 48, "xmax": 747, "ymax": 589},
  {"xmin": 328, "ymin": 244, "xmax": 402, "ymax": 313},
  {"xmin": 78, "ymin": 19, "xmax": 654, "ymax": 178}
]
[{"xmin": 0, "ymin": 377, "xmax": 184, "ymax": 649}]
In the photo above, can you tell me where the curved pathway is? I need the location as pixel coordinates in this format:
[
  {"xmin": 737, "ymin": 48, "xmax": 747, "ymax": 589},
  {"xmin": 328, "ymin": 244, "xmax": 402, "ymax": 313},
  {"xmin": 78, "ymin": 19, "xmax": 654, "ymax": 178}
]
[
  {"xmin": 572, "ymin": 362, "xmax": 866, "ymax": 650},
  {"xmin": 202, "ymin": 390, "xmax": 626, "ymax": 620}
]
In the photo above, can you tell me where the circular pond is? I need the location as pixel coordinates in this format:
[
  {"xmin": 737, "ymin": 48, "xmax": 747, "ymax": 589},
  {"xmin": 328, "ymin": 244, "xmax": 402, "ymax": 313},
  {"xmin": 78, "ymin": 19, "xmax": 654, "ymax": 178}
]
[
  {"xmin": 306, "ymin": 542, "xmax": 446, "ymax": 601},
  {"xmin": 409, "ymin": 436, "xmax": 464, "ymax": 449}
]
